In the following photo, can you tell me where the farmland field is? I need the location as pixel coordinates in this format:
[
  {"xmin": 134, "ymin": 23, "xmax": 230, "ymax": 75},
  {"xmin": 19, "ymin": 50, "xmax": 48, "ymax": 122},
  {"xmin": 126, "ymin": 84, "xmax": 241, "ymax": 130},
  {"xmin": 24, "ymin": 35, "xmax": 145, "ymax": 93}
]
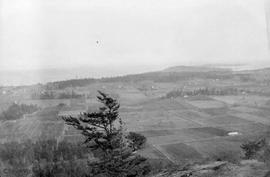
[
  {"xmin": 186, "ymin": 100, "xmax": 226, "ymax": 109},
  {"xmin": 232, "ymin": 112, "xmax": 270, "ymax": 124},
  {"xmin": 211, "ymin": 95, "xmax": 270, "ymax": 108},
  {"xmin": 137, "ymin": 143, "xmax": 168, "ymax": 160},
  {"xmin": 186, "ymin": 138, "xmax": 242, "ymax": 159},
  {"xmin": 1, "ymin": 67, "xmax": 270, "ymax": 166},
  {"xmin": 1, "ymin": 91, "xmax": 270, "ymax": 164},
  {"xmin": 160, "ymin": 143, "xmax": 202, "ymax": 163}
]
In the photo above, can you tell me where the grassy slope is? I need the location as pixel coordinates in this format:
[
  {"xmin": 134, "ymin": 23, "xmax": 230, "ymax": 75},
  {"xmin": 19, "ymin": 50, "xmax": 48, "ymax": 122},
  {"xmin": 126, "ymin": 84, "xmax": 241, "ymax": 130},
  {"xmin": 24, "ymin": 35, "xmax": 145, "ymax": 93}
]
[{"xmin": 1, "ymin": 66, "xmax": 270, "ymax": 163}]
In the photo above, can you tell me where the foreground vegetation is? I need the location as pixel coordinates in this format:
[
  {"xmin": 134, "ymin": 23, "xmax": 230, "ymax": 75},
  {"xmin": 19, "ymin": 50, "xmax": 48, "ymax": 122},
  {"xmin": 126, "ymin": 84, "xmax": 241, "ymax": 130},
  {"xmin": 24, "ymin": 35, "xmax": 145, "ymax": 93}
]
[
  {"xmin": 61, "ymin": 91, "xmax": 151, "ymax": 177},
  {"xmin": 1, "ymin": 66, "xmax": 270, "ymax": 176},
  {"xmin": 0, "ymin": 92, "xmax": 150, "ymax": 177},
  {"xmin": 0, "ymin": 103, "xmax": 39, "ymax": 121}
]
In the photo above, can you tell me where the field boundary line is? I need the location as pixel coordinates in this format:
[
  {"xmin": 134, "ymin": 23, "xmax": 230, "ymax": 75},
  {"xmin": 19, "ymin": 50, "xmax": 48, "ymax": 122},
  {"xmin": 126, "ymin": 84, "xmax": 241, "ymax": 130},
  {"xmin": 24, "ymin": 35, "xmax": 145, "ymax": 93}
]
[
  {"xmin": 152, "ymin": 144, "xmax": 177, "ymax": 164},
  {"xmin": 170, "ymin": 110, "xmax": 205, "ymax": 126}
]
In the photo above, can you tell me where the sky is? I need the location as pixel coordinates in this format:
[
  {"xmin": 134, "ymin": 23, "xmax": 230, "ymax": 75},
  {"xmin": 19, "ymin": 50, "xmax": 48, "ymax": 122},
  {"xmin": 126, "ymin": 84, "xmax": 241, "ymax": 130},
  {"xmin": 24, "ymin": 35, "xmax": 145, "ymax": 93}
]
[{"xmin": 1, "ymin": 0, "xmax": 270, "ymax": 85}]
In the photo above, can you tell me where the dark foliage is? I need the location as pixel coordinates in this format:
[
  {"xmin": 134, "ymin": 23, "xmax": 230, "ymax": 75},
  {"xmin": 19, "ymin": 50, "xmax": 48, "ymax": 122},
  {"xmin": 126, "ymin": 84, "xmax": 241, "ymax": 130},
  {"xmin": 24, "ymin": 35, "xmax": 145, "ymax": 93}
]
[
  {"xmin": 32, "ymin": 160, "xmax": 91, "ymax": 177},
  {"xmin": 48, "ymin": 78, "xmax": 97, "ymax": 89},
  {"xmin": 58, "ymin": 90, "xmax": 83, "ymax": 99},
  {"xmin": 61, "ymin": 91, "xmax": 151, "ymax": 177},
  {"xmin": 39, "ymin": 91, "xmax": 55, "ymax": 99},
  {"xmin": 164, "ymin": 87, "xmax": 250, "ymax": 99},
  {"xmin": 241, "ymin": 138, "xmax": 266, "ymax": 159},
  {"xmin": 32, "ymin": 90, "xmax": 83, "ymax": 99},
  {"xmin": 62, "ymin": 91, "xmax": 122, "ymax": 153},
  {"xmin": 0, "ymin": 139, "xmax": 90, "ymax": 167},
  {"xmin": 47, "ymin": 71, "xmax": 233, "ymax": 89},
  {"xmin": 127, "ymin": 132, "xmax": 147, "ymax": 151}
]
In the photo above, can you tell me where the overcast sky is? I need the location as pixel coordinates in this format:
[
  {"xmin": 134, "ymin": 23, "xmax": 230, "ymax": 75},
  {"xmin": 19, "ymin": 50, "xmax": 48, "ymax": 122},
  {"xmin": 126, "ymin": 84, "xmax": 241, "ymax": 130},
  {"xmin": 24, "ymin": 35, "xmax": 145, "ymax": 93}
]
[{"xmin": 1, "ymin": 0, "xmax": 270, "ymax": 82}]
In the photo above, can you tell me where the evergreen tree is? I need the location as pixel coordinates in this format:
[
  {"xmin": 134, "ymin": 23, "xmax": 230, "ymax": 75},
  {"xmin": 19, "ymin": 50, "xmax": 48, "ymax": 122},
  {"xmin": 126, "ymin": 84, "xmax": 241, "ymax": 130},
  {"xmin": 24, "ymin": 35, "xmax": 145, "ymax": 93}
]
[{"xmin": 61, "ymin": 91, "xmax": 150, "ymax": 177}]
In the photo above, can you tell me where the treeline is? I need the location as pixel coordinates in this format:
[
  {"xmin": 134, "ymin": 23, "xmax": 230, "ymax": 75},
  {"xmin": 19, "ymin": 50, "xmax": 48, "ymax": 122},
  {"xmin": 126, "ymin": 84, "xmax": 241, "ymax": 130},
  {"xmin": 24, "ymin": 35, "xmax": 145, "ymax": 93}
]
[
  {"xmin": 0, "ymin": 132, "xmax": 147, "ymax": 177},
  {"xmin": 0, "ymin": 139, "xmax": 90, "ymax": 167},
  {"xmin": 32, "ymin": 133, "xmax": 148, "ymax": 177},
  {"xmin": 0, "ymin": 103, "xmax": 39, "ymax": 121},
  {"xmin": 164, "ymin": 87, "xmax": 250, "ymax": 98},
  {"xmin": 31, "ymin": 90, "xmax": 84, "ymax": 99},
  {"xmin": 47, "ymin": 71, "xmax": 233, "ymax": 89},
  {"xmin": 0, "ymin": 139, "xmax": 92, "ymax": 177},
  {"xmin": 32, "ymin": 160, "xmax": 91, "ymax": 177}
]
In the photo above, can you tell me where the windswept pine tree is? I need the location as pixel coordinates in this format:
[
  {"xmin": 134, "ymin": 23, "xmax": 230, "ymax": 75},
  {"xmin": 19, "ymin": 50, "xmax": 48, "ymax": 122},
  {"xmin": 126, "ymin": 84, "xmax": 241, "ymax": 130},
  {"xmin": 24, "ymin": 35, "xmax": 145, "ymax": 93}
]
[{"xmin": 61, "ymin": 91, "xmax": 150, "ymax": 177}]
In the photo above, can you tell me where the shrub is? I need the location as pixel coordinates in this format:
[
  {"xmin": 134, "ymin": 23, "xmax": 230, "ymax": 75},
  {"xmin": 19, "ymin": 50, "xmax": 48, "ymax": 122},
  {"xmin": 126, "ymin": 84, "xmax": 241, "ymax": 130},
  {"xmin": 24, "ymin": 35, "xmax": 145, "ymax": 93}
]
[
  {"xmin": 241, "ymin": 139, "xmax": 266, "ymax": 159},
  {"xmin": 127, "ymin": 132, "xmax": 147, "ymax": 151},
  {"xmin": 32, "ymin": 160, "xmax": 91, "ymax": 177}
]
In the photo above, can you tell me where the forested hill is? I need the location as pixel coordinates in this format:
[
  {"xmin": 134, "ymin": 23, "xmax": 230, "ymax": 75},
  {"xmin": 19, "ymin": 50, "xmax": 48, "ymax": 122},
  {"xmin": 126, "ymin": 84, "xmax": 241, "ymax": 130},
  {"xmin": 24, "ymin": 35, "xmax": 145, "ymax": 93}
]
[
  {"xmin": 45, "ymin": 66, "xmax": 270, "ymax": 89},
  {"xmin": 162, "ymin": 65, "xmax": 232, "ymax": 72},
  {"xmin": 47, "ymin": 70, "xmax": 233, "ymax": 89}
]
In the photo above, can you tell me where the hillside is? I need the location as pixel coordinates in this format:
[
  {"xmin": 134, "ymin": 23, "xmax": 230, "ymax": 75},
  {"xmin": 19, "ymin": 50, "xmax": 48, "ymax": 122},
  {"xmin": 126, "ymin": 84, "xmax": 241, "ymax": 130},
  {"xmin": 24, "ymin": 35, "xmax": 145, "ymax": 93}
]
[
  {"xmin": 46, "ymin": 66, "xmax": 235, "ymax": 89},
  {"xmin": 1, "ymin": 65, "xmax": 270, "ymax": 176},
  {"xmin": 163, "ymin": 65, "xmax": 232, "ymax": 73},
  {"xmin": 43, "ymin": 65, "xmax": 270, "ymax": 90}
]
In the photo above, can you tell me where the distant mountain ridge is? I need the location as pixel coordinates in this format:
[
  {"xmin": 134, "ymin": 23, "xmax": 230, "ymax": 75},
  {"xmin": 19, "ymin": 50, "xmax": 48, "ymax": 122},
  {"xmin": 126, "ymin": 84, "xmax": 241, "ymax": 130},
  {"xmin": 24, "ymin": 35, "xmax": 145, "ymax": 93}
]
[
  {"xmin": 2, "ymin": 65, "xmax": 270, "ymax": 88},
  {"xmin": 163, "ymin": 65, "xmax": 232, "ymax": 72},
  {"xmin": 46, "ymin": 65, "xmax": 270, "ymax": 89}
]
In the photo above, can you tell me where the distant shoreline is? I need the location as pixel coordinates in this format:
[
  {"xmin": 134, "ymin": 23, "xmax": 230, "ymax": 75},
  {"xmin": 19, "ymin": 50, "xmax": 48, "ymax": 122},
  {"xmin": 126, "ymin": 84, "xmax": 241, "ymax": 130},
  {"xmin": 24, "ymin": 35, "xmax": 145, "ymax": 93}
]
[{"xmin": 0, "ymin": 64, "xmax": 269, "ymax": 87}]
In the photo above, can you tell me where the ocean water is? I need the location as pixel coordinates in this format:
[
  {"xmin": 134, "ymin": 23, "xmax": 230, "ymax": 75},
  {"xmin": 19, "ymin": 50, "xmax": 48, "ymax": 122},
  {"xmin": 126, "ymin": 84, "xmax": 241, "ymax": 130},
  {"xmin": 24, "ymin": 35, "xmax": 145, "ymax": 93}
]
[
  {"xmin": 0, "ymin": 63, "xmax": 269, "ymax": 86},
  {"xmin": 0, "ymin": 65, "xmax": 163, "ymax": 86}
]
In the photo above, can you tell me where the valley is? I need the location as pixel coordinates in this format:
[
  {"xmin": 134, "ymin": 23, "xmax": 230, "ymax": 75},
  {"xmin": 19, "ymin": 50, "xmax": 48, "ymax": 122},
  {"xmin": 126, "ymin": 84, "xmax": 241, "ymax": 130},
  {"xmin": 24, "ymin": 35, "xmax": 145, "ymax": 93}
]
[{"xmin": 1, "ymin": 66, "xmax": 270, "ymax": 165}]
